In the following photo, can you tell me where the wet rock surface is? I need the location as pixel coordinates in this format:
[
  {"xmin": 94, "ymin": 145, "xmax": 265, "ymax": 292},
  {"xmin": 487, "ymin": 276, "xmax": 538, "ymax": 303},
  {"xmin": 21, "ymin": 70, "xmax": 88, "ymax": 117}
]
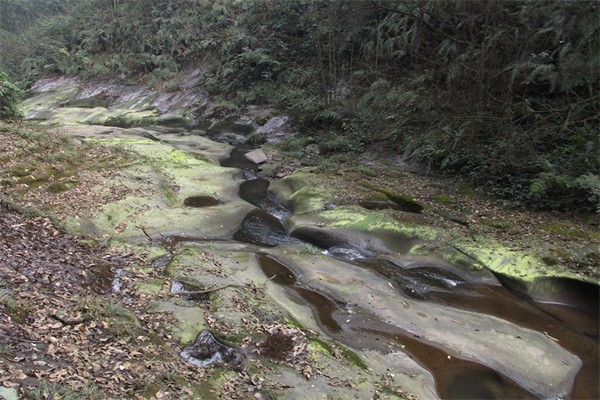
[
  {"xmin": 180, "ymin": 330, "xmax": 244, "ymax": 368},
  {"xmin": 233, "ymin": 209, "xmax": 297, "ymax": 247},
  {"xmin": 183, "ymin": 195, "xmax": 221, "ymax": 208}
]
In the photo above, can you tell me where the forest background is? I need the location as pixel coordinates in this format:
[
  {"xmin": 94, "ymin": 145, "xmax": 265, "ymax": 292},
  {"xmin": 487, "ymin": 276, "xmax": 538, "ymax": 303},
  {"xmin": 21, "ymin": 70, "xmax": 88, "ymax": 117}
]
[{"xmin": 0, "ymin": 0, "xmax": 598, "ymax": 212}]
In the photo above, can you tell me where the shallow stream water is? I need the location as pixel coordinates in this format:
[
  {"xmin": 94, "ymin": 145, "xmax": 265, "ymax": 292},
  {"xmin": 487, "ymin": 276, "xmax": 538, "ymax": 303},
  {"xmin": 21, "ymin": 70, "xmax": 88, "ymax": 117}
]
[{"xmin": 219, "ymin": 145, "xmax": 599, "ymax": 400}]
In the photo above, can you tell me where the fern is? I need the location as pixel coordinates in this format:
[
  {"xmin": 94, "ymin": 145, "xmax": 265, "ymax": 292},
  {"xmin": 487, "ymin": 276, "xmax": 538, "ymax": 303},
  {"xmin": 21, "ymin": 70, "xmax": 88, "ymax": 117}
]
[
  {"xmin": 529, "ymin": 172, "xmax": 572, "ymax": 199},
  {"xmin": 525, "ymin": 64, "xmax": 558, "ymax": 92},
  {"xmin": 437, "ymin": 39, "xmax": 457, "ymax": 58},
  {"xmin": 575, "ymin": 173, "xmax": 600, "ymax": 210},
  {"xmin": 507, "ymin": 61, "xmax": 527, "ymax": 85},
  {"xmin": 0, "ymin": 68, "xmax": 20, "ymax": 120},
  {"xmin": 315, "ymin": 108, "xmax": 342, "ymax": 122}
]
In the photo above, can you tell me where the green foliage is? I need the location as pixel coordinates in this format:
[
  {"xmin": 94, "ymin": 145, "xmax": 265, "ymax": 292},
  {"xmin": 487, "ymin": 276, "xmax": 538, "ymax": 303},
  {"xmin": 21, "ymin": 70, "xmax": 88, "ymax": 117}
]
[
  {"xmin": 575, "ymin": 173, "xmax": 600, "ymax": 210},
  {"xmin": 245, "ymin": 132, "xmax": 266, "ymax": 146},
  {"xmin": 317, "ymin": 153, "xmax": 351, "ymax": 172},
  {"xmin": 319, "ymin": 132, "xmax": 364, "ymax": 155},
  {"xmin": 0, "ymin": 0, "xmax": 597, "ymax": 211},
  {"xmin": 0, "ymin": 68, "xmax": 21, "ymax": 119},
  {"xmin": 0, "ymin": 0, "xmax": 67, "ymax": 33},
  {"xmin": 281, "ymin": 135, "xmax": 315, "ymax": 152},
  {"xmin": 529, "ymin": 172, "xmax": 571, "ymax": 199}
]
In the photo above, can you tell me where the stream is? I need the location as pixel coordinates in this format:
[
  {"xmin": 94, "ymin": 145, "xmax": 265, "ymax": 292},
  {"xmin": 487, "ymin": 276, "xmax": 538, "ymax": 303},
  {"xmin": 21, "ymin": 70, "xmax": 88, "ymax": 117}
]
[
  {"xmin": 20, "ymin": 78, "xmax": 599, "ymax": 399},
  {"xmin": 215, "ymin": 145, "xmax": 599, "ymax": 400}
]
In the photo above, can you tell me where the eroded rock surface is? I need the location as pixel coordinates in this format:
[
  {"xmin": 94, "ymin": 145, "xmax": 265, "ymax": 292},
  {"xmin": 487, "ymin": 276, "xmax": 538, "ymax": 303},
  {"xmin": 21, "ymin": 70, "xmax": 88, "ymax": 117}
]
[{"xmin": 13, "ymin": 77, "xmax": 598, "ymax": 400}]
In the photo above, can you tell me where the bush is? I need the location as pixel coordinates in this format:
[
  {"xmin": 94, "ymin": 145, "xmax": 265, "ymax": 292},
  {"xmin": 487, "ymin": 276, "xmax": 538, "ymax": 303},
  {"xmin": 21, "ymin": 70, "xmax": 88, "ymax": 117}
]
[{"xmin": 0, "ymin": 69, "xmax": 20, "ymax": 120}]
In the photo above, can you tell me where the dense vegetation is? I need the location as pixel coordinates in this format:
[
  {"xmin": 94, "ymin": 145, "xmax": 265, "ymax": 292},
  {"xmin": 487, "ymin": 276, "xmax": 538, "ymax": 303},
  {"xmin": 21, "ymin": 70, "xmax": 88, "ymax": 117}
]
[
  {"xmin": 0, "ymin": 0, "xmax": 598, "ymax": 211},
  {"xmin": 0, "ymin": 68, "xmax": 20, "ymax": 119}
]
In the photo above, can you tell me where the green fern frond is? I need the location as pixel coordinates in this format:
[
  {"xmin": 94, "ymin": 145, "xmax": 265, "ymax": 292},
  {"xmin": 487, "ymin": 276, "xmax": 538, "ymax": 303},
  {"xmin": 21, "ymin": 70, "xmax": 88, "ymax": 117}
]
[
  {"xmin": 509, "ymin": 62, "xmax": 536, "ymax": 87},
  {"xmin": 524, "ymin": 63, "xmax": 555, "ymax": 83}
]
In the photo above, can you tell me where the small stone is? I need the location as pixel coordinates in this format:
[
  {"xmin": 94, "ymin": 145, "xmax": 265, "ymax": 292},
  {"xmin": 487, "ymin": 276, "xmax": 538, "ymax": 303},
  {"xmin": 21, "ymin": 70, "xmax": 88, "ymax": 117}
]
[{"xmin": 244, "ymin": 149, "xmax": 268, "ymax": 164}]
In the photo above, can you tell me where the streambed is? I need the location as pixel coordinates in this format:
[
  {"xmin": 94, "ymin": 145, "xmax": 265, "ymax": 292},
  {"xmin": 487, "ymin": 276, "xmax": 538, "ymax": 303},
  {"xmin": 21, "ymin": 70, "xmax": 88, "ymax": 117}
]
[
  {"xmin": 225, "ymin": 146, "xmax": 598, "ymax": 400},
  {"xmin": 20, "ymin": 79, "xmax": 599, "ymax": 399}
]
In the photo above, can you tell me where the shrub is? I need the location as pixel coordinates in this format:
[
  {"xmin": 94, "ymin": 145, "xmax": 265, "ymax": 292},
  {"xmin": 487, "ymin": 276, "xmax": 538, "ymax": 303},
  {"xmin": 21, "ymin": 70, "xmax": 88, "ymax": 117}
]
[{"xmin": 0, "ymin": 69, "xmax": 20, "ymax": 119}]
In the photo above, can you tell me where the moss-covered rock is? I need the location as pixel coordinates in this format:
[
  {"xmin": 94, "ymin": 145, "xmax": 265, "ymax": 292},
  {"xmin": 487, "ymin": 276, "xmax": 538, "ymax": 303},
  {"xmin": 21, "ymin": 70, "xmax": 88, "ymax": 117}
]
[
  {"xmin": 60, "ymin": 133, "xmax": 253, "ymax": 241},
  {"xmin": 361, "ymin": 183, "xmax": 424, "ymax": 213},
  {"xmin": 450, "ymin": 236, "xmax": 593, "ymax": 283},
  {"xmin": 152, "ymin": 301, "xmax": 206, "ymax": 345},
  {"xmin": 318, "ymin": 206, "xmax": 442, "ymax": 242}
]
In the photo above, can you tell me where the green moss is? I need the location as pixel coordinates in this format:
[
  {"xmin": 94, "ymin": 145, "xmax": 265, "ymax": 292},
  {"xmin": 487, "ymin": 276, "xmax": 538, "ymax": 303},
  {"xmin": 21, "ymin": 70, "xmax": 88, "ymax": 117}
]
[
  {"xmin": 189, "ymin": 151, "xmax": 216, "ymax": 164},
  {"xmin": 551, "ymin": 247, "xmax": 572, "ymax": 260},
  {"xmin": 541, "ymin": 254, "xmax": 560, "ymax": 266},
  {"xmin": 337, "ymin": 345, "xmax": 368, "ymax": 371},
  {"xmin": 16, "ymin": 173, "xmax": 47, "ymax": 185},
  {"xmin": 164, "ymin": 258, "xmax": 178, "ymax": 277},
  {"xmin": 8, "ymin": 164, "xmax": 65, "ymax": 187},
  {"xmin": 85, "ymin": 138, "xmax": 157, "ymax": 146},
  {"xmin": 47, "ymin": 180, "xmax": 77, "ymax": 193},
  {"xmin": 164, "ymin": 149, "xmax": 203, "ymax": 166},
  {"xmin": 450, "ymin": 237, "xmax": 589, "ymax": 283},
  {"xmin": 197, "ymin": 370, "xmax": 239, "ymax": 398},
  {"xmin": 152, "ymin": 301, "xmax": 206, "ymax": 345},
  {"xmin": 10, "ymin": 165, "xmax": 35, "ymax": 177},
  {"xmin": 77, "ymin": 296, "xmax": 141, "ymax": 338},
  {"xmin": 135, "ymin": 280, "xmax": 166, "ymax": 295},
  {"xmin": 284, "ymin": 315, "xmax": 305, "ymax": 329},
  {"xmin": 0, "ymin": 294, "xmax": 32, "ymax": 324},
  {"xmin": 480, "ymin": 218, "xmax": 514, "ymax": 231},
  {"xmin": 189, "ymin": 382, "xmax": 219, "ymax": 400},
  {"xmin": 308, "ymin": 338, "xmax": 333, "ymax": 355},
  {"xmin": 361, "ymin": 183, "xmax": 424, "ymax": 213},
  {"xmin": 104, "ymin": 110, "xmax": 158, "ymax": 128},
  {"xmin": 299, "ymin": 243, "xmax": 322, "ymax": 255},
  {"xmin": 44, "ymin": 166, "xmax": 66, "ymax": 177},
  {"xmin": 379, "ymin": 385, "xmax": 409, "ymax": 400},
  {"xmin": 541, "ymin": 221, "xmax": 600, "ymax": 241},
  {"xmin": 141, "ymin": 382, "xmax": 162, "ymax": 399},
  {"xmin": 367, "ymin": 191, "xmax": 390, "ymax": 201},
  {"xmin": 214, "ymin": 332, "xmax": 246, "ymax": 346},
  {"xmin": 456, "ymin": 184, "xmax": 477, "ymax": 196},
  {"xmin": 322, "ymin": 207, "xmax": 442, "ymax": 241},
  {"xmin": 289, "ymin": 186, "xmax": 327, "ymax": 212},
  {"xmin": 159, "ymin": 182, "xmax": 178, "ymax": 205},
  {"xmin": 432, "ymin": 194, "xmax": 452, "ymax": 204},
  {"xmin": 434, "ymin": 246, "xmax": 481, "ymax": 272}
]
